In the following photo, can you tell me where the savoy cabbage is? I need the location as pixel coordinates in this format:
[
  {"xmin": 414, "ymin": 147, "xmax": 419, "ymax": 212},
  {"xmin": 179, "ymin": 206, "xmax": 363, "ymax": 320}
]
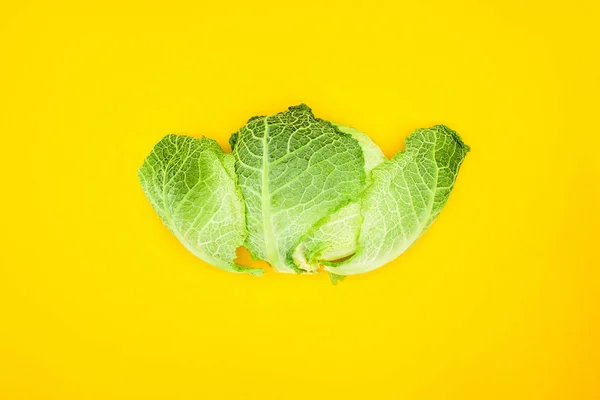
[{"xmin": 138, "ymin": 105, "xmax": 469, "ymax": 278}]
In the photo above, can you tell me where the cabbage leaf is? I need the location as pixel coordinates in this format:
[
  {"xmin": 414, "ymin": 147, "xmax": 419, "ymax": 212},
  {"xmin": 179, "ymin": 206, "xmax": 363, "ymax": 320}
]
[{"xmin": 138, "ymin": 135, "xmax": 262, "ymax": 275}]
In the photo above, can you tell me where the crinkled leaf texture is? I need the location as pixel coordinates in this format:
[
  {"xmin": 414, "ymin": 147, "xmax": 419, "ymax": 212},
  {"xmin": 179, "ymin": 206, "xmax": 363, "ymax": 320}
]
[
  {"xmin": 293, "ymin": 124, "xmax": 386, "ymax": 273},
  {"xmin": 138, "ymin": 106, "xmax": 469, "ymax": 279},
  {"xmin": 138, "ymin": 135, "xmax": 262, "ymax": 276},
  {"xmin": 324, "ymin": 125, "xmax": 470, "ymax": 276},
  {"xmin": 230, "ymin": 105, "xmax": 366, "ymax": 273}
]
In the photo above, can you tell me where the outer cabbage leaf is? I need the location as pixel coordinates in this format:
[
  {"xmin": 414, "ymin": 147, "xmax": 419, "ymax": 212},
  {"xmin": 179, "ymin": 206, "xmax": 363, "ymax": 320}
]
[
  {"xmin": 325, "ymin": 125, "xmax": 469, "ymax": 275},
  {"xmin": 230, "ymin": 105, "xmax": 365, "ymax": 273},
  {"xmin": 293, "ymin": 125, "xmax": 386, "ymax": 272},
  {"xmin": 138, "ymin": 135, "xmax": 261, "ymax": 275}
]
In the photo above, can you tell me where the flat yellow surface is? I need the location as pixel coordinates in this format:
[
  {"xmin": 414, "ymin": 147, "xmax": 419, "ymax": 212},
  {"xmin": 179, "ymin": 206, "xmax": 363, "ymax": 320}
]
[{"xmin": 1, "ymin": 1, "xmax": 599, "ymax": 399}]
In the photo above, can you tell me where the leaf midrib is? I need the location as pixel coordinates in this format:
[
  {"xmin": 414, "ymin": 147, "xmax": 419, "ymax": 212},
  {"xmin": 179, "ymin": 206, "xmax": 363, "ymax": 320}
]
[{"xmin": 260, "ymin": 118, "xmax": 286, "ymax": 271}]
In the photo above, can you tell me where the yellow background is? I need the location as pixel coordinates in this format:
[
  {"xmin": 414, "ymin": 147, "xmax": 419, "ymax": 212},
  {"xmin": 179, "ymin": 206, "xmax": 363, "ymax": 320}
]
[{"xmin": 1, "ymin": 0, "xmax": 599, "ymax": 398}]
